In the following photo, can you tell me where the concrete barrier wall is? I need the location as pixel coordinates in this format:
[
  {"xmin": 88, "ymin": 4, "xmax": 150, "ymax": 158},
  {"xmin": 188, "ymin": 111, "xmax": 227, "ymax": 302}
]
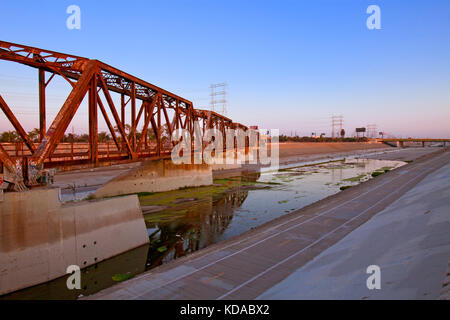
[
  {"xmin": 0, "ymin": 188, "xmax": 149, "ymax": 295},
  {"xmin": 94, "ymin": 159, "xmax": 212, "ymax": 198}
]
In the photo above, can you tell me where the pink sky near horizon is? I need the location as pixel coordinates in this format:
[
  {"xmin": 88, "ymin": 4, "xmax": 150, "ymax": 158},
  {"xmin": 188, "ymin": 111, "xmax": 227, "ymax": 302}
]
[{"xmin": 1, "ymin": 61, "xmax": 448, "ymax": 139}]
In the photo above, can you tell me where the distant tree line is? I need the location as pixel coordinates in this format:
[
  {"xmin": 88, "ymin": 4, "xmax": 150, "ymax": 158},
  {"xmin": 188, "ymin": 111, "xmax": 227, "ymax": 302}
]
[
  {"xmin": 0, "ymin": 124, "xmax": 168, "ymax": 143},
  {"xmin": 0, "ymin": 128, "xmax": 112, "ymax": 143},
  {"xmin": 278, "ymin": 135, "xmax": 369, "ymax": 143}
]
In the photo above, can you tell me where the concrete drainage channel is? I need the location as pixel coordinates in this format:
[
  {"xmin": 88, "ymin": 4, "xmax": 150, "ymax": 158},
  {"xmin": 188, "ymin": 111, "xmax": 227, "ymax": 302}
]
[{"xmin": 1, "ymin": 147, "xmax": 445, "ymax": 298}]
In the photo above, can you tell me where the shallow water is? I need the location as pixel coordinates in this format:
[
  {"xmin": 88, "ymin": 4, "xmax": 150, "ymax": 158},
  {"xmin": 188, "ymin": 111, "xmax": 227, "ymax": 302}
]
[
  {"xmin": 2, "ymin": 158, "xmax": 404, "ymax": 299},
  {"xmin": 141, "ymin": 158, "xmax": 404, "ymax": 268}
]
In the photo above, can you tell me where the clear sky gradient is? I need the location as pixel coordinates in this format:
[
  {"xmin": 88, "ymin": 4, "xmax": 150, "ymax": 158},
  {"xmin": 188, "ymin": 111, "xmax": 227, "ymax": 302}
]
[{"xmin": 0, "ymin": 0, "xmax": 449, "ymax": 137}]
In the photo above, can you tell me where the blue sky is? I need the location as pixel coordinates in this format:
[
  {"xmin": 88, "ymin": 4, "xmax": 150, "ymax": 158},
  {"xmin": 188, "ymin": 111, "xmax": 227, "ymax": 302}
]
[{"xmin": 0, "ymin": 0, "xmax": 449, "ymax": 137}]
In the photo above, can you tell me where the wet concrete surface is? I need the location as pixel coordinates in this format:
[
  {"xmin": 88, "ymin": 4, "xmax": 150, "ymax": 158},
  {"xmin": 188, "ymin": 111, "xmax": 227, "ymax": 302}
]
[
  {"xmin": 258, "ymin": 156, "xmax": 450, "ymax": 299},
  {"xmin": 87, "ymin": 148, "xmax": 450, "ymax": 299}
]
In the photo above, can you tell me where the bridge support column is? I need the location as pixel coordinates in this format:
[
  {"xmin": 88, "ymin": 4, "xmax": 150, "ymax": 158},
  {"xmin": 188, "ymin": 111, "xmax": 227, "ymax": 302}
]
[
  {"xmin": 397, "ymin": 141, "xmax": 404, "ymax": 148},
  {"xmin": 89, "ymin": 76, "xmax": 98, "ymax": 164},
  {"xmin": 421, "ymin": 141, "xmax": 425, "ymax": 147},
  {"xmin": 38, "ymin": 69, "xmax": 46, "ymax": 141},
  {"xmin": 0, "ymin": 188, "xmax": 148, "ymax": 295},
  {"xmin": 93, "ymin": 159, "xmax": 212, "ymax": 198}
]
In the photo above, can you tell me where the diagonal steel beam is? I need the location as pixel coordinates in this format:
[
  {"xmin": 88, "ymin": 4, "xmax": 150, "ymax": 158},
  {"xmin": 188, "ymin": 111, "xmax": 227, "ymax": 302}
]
[
  {"xmin": 97, "ymin": 91, "xmax": 120, "ymax": 150},
  {"xmin": 136, "ymin": 93, "xmax": 159, "ymax": 151},
  {"xmin": 88, "ymin": 75, "xmax": 98, "ymax": 163},
  {"xmin": 136, "ymin": 99, "xmax": 154, "ymax": 127},
  {"xmin": 0, "ymin": 143, "xmax": 16, "ymax": 174},
  {"xmin": 0, "ymin": 95, "xmax": 36, "ymax": 153},
  {"xmin": 97, "ymin": 72, "xmax": 135, "ymax": 159},
  {"xmin": 32, "ymin": 60, "xmax": 98, "ymax": 164}
]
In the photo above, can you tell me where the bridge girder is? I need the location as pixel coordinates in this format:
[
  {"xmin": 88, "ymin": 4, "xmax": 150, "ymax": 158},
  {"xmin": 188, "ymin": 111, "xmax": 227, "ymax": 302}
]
[{"xmin": 0, "ymin": 41, "xmax": 252, "ymax": 189}]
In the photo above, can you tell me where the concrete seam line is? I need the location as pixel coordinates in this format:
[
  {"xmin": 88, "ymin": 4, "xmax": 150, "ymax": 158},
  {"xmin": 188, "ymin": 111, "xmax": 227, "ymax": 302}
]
[
  {"xmin": 216, "ymin": 157, "xmax": 444, "ymax": 300},
  {"xmin": 118, "ymin": 152, "xmax": 447, "ymax": 299}
]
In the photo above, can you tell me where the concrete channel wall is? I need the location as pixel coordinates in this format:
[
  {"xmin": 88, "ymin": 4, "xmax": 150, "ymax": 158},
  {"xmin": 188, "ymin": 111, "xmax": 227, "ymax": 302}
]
[
  {"xmin": 93, "ymin": 159, "xmax": 213, "ymax": 198},
  {"xmin": 0, "ymin": 188, "xmax": 149, "ymax": 295}
]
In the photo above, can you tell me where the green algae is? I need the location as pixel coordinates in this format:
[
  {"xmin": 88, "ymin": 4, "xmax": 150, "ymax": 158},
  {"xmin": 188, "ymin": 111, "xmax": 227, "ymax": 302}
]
[
  {"xmin": 144, "ymin": 209, "xmax": 189, "ymax": 223},
  {"xmin": 157, "ymin": 246, "xmax": 168, "ymax": 253},
  {"xmin": 139, "ymin": 177, "xmax": 272, "ymax": 224},
  {"xmin": 139, "ymin": 185, "xmax": 227, "ymax": 207},
  {"xmin": 112, "ymin": 273, "xmax": 132, "ymax": 282},
  {"xmin": 371, "ymin": 171, "xmax": 384, "ymax": 177}
]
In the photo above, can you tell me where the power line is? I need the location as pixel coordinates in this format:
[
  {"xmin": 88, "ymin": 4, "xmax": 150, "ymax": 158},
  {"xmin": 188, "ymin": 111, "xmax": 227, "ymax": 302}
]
[
  {"xmin": 210, "ymin": 83, "xmax": 227, "ymax": 116},
  {"xmin": 367, "ymin": 124, "xmax": 377, "ymax": 138},
  {"xmin": 331, "ymin": 114, "xmax": 344, "ymax": 138}
]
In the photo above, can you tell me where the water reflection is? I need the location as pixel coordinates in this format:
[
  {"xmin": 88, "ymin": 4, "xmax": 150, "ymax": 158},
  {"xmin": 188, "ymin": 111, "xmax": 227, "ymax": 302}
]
[
  {"xmin": 1, "ymin": 244, "xmax": 149, "ymax": 300},
  {"xmin": 145, "ymin": 175, "xmax": 257, "ymax": 269},
  {"xmin": 142, "ymin": 158, "xmax": 404, "ymax": 270}
]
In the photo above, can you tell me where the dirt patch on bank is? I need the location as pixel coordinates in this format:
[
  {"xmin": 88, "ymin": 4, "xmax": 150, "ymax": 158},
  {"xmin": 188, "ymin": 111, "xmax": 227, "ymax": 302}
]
[{"xmin": 277, "ymin": 142, "xmax": 388, "ymax": 159}]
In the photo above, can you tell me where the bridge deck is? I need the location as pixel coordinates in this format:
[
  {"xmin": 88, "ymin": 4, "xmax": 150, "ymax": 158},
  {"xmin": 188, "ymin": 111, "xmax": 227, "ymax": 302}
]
[{"xmin": 89, "ymin": 148, "xmax": 450, "ymax": 300}]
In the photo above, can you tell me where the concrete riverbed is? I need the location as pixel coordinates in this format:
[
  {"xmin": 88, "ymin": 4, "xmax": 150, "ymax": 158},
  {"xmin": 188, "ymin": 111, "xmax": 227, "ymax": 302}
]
[
  {"xmin": 259, "ymin": 154, "xmax": 450, "ymax": 299},
  {"xmin": 88, "ymin": 147, "xmax": 450, "ymax": 300}
]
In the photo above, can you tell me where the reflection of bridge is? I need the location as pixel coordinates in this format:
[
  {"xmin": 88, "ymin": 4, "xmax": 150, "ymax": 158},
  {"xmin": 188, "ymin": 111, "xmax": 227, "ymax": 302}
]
[
  {"xmin": 0, "ymin": 41, "xmax": 252, "ymax": 189},
  {"xmin": 146, "ymin": 183, "xmax": 253, "ymax": 270},
  {"xmin": 379, "ymin": 138, "xmax": 450, "ymax": 148}
]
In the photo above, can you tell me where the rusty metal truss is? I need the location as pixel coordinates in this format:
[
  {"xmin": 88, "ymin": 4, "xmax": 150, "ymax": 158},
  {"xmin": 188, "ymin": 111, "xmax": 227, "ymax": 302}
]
[{"xmin": 0, "ymin": 41, "xmax": 252, "ymax": 188}]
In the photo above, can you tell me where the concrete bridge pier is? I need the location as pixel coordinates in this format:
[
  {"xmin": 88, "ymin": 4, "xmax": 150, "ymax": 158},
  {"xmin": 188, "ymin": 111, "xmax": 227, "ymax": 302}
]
[
  {"xmin": 0, "ymin": 188, "xmax": 149, "ymax": 295},
  {"xmin": 397, "ymin": 141, "xmax": 405, "ymax": 148},
  {"xmin": 93, "ymin": 159, "xmax": 212, "ymax": 199}
]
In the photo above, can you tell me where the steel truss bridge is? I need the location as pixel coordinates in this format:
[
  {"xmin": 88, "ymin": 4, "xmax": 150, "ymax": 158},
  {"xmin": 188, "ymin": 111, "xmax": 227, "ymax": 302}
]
[{"xmin": 0, "ymin": 41, "xmax": 252, "ymax": 190}]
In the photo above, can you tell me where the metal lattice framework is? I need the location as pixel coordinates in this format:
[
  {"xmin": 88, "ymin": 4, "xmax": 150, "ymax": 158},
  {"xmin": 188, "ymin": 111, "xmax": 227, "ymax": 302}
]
[{"xmin": 0, "ymin": 41, "xmax": 251, "ymax": 189}]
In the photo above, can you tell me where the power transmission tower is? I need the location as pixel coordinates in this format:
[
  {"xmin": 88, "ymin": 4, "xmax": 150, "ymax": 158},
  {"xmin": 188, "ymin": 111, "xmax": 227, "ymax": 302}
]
[
  {"xmin": 331, "ymin": 115, "xmax": 344, "ymax": 139},
  {"xmin": 210, "ymin": 83, "xmax": 227, "ymax": 116},
  {"xmin": 367, "ymin": 124, "xmax": 377, "ymax": 138}
]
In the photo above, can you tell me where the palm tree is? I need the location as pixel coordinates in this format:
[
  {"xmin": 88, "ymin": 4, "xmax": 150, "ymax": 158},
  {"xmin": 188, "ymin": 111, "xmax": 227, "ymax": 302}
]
[
  {"xmin": 27, "ymin": 128, "xmax": 40, "ymax": 142},
  {"xmin": 98, "ymin": 131, "xmax": 111, "ymax": 142}
]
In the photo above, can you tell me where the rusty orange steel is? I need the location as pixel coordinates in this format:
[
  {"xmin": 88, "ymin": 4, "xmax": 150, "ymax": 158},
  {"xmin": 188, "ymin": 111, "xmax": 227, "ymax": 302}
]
[{"xmin": 0, "ymin": 41, "xmax": 251, "ymax": 187}]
